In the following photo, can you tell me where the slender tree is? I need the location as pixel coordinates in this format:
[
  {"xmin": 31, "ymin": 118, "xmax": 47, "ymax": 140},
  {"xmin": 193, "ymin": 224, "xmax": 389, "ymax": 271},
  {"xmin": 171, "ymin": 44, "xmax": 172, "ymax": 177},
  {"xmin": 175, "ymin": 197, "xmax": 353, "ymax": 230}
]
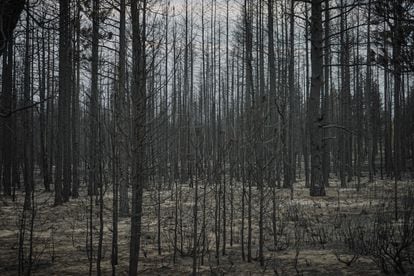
[
  {"xmin": 309, "ymin": 0, "xmax": 325, "ymax": 197},
  {"xmin": 129, "ymin": 0, "xmax": 147, "ymax": 274}
]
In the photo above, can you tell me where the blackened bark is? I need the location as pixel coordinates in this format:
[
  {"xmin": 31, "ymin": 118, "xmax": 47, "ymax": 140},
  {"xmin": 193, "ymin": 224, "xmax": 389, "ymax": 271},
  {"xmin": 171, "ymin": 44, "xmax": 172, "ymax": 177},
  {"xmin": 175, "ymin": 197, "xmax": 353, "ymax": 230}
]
[{"xmin": 309, "ymin": 0, "xmax": 325, "ymax": 197}]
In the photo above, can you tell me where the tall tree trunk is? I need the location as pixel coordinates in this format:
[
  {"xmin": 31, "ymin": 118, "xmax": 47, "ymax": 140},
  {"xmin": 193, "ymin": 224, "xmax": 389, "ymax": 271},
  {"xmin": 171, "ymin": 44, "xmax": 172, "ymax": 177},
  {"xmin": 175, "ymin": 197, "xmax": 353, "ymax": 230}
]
[
  {"xmin": 366, "ymin": 0, "xmax": 374, "ymax": 183},
  {"xmin": 89, "ymin": 0, "xmax": 100, "ymax": 197},
  {"xmin": 392, "ymin": 1, "xmax": 403, "ymax": 220},
  {"xmin": 55, "ymin": 0, "xmax": 71, "ymax": 205},
  {"xmin": 309, "ymin": 0, "xmax": 325, "ymax": 196},
  {"xmin": 129, "ymin": 0, "xmax": 147, "ymax": 274},
  {"xmin": 244, "ymin": 0, "xmax": 254, "ymax": 263},
  {"xmin": 287, "ymin": 0, "xmax": 295, "ymax": 196},
  {"xmin": 322, "ymin": 0, "xmax": 330, "ymax": 188},
  {"xmin": 393, "ymin": 2, "xmax": 402, "ymax": 182},
  {"xmin": 71, "ymin": 0, "xmax": 81, "ymax": 198},
  {"xmin": 23, "ymin": 2, "xmax": 33, "ymax": 209},
  {"xmin": 117, "ymin": 0, "xmax": 130, "ymax": 217},
  {"xmin": 1, "ymin": 32, "xmax": 13, "ymax": 197},
  {"xmin": 39, "ymin": 23, "xmax": 50, "ymax": 192}
]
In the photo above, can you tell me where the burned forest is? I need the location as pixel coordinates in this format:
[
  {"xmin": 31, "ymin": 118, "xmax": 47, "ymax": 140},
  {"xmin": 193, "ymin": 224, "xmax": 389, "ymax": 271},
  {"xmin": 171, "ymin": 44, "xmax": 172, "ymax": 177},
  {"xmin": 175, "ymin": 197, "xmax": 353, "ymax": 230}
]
[{"xmin": 1, "ymin": 0, "xmax": 414, "ymax": 275}]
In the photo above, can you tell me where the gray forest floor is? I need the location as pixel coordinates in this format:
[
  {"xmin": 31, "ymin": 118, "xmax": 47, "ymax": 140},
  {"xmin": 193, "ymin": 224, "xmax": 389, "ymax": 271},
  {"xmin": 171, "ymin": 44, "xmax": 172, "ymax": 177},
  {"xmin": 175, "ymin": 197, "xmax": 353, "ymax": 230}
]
[{"xmin": 1, "ymin": 177, "xmax": 413, "ymax": 275}]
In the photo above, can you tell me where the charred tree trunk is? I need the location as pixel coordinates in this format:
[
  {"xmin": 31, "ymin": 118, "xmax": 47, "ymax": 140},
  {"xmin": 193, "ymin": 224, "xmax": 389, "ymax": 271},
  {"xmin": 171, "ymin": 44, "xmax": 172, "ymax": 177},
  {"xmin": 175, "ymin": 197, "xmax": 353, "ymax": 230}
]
[{"xmin": 309, "ymin": 0, "xmax": 325, "ymax": 197}]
